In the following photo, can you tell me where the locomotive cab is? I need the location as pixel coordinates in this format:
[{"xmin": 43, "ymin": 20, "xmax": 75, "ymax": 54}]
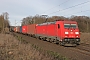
[{"xmin": 57, "ymin": 20, "xmax": 80, "ymax": 46}]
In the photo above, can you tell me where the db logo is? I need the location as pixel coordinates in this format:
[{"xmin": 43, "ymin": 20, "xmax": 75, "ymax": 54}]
[{"xmin": 70, "ymin": 32, "xmax": 73, "ymax": 34}]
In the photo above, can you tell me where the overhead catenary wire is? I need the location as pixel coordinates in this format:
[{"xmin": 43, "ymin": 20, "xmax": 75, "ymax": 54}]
[
  {"xmin": 48, "ymin": 0, "xmax": 90, "ymax": 15},
  {"xmin": 41, "ymin": 0, "xmax": 71, "ymax": 14},
  {"xmin": 64, "ymin": 9, "xmax": 90, "ymax": 16},
  {"xmin": 63, "ymin": 9, "xmax": 90, "ymax": 17}
]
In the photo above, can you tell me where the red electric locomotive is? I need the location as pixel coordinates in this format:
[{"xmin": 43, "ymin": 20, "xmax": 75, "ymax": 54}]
[{"xmin": 36, "ymin": 20, "xmax": 80, "ymax": 46}]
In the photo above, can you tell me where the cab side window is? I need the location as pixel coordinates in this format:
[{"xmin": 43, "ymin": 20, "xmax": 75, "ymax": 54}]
[{"xmin": 58, "ymin": 24, "xmax": 60, "ymax": 29}]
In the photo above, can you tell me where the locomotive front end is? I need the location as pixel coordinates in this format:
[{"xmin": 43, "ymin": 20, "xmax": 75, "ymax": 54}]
[{"xmin": 61, "ymin": 21, "xmax": 80, "ymax": 46}]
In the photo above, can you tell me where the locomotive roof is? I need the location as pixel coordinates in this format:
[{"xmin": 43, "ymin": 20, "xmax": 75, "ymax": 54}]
[
  {"xmin": 37, "ymin": 20, "xmax": 77, "ymax": 26},
  {"xmin": 56, "ymin": 20, "xmax": 77, "ymax": 24},
  {"xmin": 38, "ymin": 21, "xmax": 56, "ymax": 26}
]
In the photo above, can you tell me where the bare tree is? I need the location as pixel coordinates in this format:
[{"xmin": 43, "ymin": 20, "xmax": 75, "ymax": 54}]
[{"xmin": 2, "ymin": 12, "xmax": 10, "ymax": 27}]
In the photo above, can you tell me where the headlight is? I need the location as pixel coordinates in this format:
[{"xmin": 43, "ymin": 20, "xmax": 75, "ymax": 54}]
[
  {"xmin": 65, "ymin": 32, "xmax": 68, "ymax": 34},
  {"xmin": 75, "ymin": 32, "xmax": 79, "ymax": 34},
  {"xmin": 76, "ymin": 39, "xmax": 80, "ymax": 41}
]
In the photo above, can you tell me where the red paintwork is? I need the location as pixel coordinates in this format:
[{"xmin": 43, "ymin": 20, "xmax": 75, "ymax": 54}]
[
  {"xmin": 14, "ymin": 26, "xmax": 18, "ymax": 32},
  {"xmin": 22, "ymin": 25, "xmax": 27, "ymax": 34},
  {"xmin": 36, "ymin": 22, "xmax": 58, "ymax": 37},
  {"xmin": 27, "ymin": 24, "xmax": 36, "ymax": 34},
  {"xmin": 36, "ymin": 20, "xmax": 80, "ymax": 41},
  {"xmin": 17, "ymin": 26, "xmax": 20, "ymax": 32},
  {"xmin": 14, "ymin": 27, "xmax": 16, "ymax": 32},
  {"xmin": 14, "ymin": 20, "xmax": 80, "ymax": 43},
  {"xmin": 56, "ymin": 20, "xmax": 80, "ymax": 41}
]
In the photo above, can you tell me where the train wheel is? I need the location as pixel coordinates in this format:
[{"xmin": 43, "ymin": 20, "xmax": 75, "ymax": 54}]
[
  {"xmin": 53, "ymin": 39, "xmax": 56, "ymax": 44},
  {"xmin": 46, "ymin": 38, "xmax": 50, "ymax": 42},
  {"xmin": 59, "ymin": 41, "xmax": 65, "ymax": 46},
  {"xmin": 56, "ymin": 40, "xmax": 59, "ymax": 44},
  {"xmin": 43, "ymin": 37, "xmax": 46, "ymax": 41},
  {"xmin": 50, "ymin": 38, "xmax": 53, "ymax": 43},
  {"xmin": 39, "ymin": 36, "xmax": 41, "ymax": 40}
]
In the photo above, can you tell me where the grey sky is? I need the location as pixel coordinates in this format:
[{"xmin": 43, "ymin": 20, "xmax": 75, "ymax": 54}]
[{"xmin": 0, "ymin": 0, "xmax": 90, "ymax": 26}]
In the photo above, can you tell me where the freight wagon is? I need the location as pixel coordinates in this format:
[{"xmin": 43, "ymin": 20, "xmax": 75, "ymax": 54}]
[
  {"xmin": 13, "ymin": 26, "xmax": 20, "ymax": 33},
  {"xmin": 22, "ymin": 25, "xmax": 27, "ymax": 34},
  {"xmin": 27, "ymin": 24, "xmax": 36, "ymax": 37},
  {"xmin": 20, "ymin": 26, "xmax": 22, "ymax": 33},
  {"xmin": 14, "ymin": 26, "xmax": 18, "ymax": 32}
]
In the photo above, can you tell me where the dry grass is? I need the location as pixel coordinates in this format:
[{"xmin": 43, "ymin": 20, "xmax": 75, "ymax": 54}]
[
  {"xmin": 80, "ymin": 33, "xmax": 90, "ymax": 44},
  {"xmin": 0, "ymin": 34, "xmax": 67, "ymax": 60},
  {"xmin": 2, "ymin": 33, "xmax": 90, "ymax": 60}
]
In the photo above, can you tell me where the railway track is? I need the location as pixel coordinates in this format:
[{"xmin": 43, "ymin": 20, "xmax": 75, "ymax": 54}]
[
  {"xmin": 70, "ymin": 45, "xmax": 90, "ymax": 56},
  {"xmin": 13, "ymin": 33, "xmax": 90, "ymax": 60},
  {"xmin": 76, "ymin": 43, "xmax": 90, "ymax": 52}
]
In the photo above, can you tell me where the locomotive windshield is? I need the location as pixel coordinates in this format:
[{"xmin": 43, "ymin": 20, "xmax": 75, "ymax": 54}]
[
  {"xmin": 64, "ymin": 24, "xmax": 77, "ymax": 28},
  {"xmin": 71, "ymin": 24, "xmax": 77, "ymax": 28},
  {"xmin": 64, "ymin": 24, "xmax": 70, "ymax": 28}
]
